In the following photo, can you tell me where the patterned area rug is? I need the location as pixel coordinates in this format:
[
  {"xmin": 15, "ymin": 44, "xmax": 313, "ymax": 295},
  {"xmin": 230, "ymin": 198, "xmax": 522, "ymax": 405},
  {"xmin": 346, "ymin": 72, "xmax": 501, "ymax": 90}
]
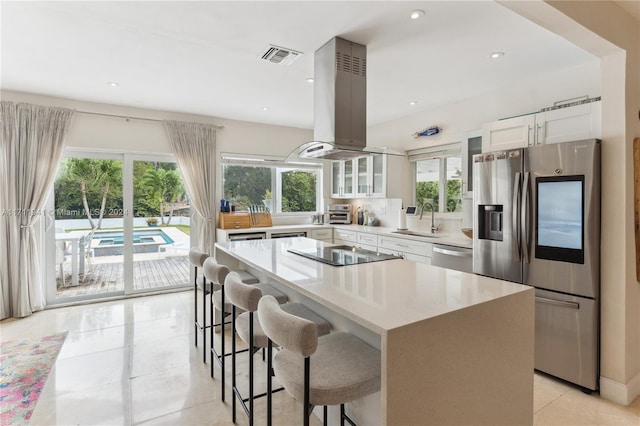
[{"xmin": 0, "ymin": 331, "xmax": 68, "ymax": 424}]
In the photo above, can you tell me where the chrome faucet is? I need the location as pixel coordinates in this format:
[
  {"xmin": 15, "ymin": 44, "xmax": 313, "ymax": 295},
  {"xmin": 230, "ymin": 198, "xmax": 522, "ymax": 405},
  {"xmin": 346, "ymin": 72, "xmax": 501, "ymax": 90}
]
[{"xmin": 419, "ymin": 201, "xmax": 439, "ymax": 233}]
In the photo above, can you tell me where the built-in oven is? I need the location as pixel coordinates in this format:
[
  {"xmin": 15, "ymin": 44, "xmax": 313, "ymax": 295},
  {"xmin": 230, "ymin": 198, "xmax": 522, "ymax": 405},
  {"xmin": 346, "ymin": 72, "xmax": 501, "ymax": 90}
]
[{"xmin": 228, "ymin": 232, "xmax": 267, "ymax": 241}]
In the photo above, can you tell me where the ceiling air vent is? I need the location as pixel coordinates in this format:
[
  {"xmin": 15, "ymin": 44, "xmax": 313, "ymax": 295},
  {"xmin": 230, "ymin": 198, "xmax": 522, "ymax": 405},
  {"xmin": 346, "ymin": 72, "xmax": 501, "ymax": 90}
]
[{"xmin": 260, "ymin": 44, "xmax": 303, "ymax": 65}]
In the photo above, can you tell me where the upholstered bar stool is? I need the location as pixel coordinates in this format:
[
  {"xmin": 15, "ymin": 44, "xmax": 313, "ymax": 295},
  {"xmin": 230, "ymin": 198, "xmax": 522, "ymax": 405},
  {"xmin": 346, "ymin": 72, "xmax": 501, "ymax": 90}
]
[
  {"xmin": 225, "ymin": 273, "xmax": 331, "ymax": 426},
  {"xmin": 258, "ymin": 295, "xmax": 380, "ymax": 426},
  {"xmin": 203, "ymin": 258, "xmax": 285, "ymax": 401},
  {"xmin": 189, "ymin": 247, "xmax": 210, "ymax": 363}
]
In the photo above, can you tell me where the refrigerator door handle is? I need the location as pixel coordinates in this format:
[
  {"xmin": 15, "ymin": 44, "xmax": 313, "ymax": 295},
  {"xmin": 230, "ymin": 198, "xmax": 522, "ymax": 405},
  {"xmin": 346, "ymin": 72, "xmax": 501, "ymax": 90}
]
[
  {"xmin": 512, "ymin": 172, "xmax": 522, "ymax": 261},
  {"xmin": 522, "ymin": 171, "xmax": 532, "ymax": 263},
  {"xmin": 535, "ymin": 296, "xmax": 580, "ymax": 310}
]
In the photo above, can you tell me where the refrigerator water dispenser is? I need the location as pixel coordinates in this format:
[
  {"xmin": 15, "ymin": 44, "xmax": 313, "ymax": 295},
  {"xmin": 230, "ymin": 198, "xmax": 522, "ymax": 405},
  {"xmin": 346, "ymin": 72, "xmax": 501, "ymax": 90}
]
[{"xmin": 478, "ymin": 205, "xmax": 503, "ymax": 241}]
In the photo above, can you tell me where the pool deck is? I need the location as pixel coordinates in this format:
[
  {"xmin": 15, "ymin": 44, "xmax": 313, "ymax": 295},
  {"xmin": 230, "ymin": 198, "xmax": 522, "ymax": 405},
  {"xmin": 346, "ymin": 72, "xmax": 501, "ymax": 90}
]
[
  {"xmin": 56, "ymin": 226, "xmax": 191, "ymax": 298},
  {"xmin": 56, "ymin": 254, "xmax": 190, "ymax": 297}
]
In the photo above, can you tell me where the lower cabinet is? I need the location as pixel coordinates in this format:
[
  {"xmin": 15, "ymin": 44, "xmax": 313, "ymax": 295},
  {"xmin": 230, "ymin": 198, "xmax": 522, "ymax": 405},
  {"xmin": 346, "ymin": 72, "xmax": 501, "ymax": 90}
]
[
  {"xmin": 356, "ymin": 231, "xmax": 378, "ymax": 248},
  {"xmin": 377, "ymin": 235, "xmax": 433, "ymax": 265},
  {"xmin": 309, "ymin": 228, "xmax": 333, "ymax": 243},
  {"xmin": 334, "ymin": 228, "xmax": 357, "ymax": 246}
]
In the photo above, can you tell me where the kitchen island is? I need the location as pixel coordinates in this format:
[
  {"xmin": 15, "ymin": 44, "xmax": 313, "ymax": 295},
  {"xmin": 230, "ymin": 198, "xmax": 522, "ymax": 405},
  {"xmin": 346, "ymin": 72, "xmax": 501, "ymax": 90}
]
[{"xmin": 215, "ymin": 237, "xmax": 534, "ymax": 425}]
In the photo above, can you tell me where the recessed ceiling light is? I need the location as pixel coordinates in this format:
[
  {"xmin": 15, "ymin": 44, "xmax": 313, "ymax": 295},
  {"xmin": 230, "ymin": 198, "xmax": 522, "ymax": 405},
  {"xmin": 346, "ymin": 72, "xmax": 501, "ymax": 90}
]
[
  {"xmin": 305, "ymin": 78, "xmax": 314, "ymax": 83},
  {"xmin": 106, "ymin": 81, "xmax": 119, "ymax": 87},
  {"xmin": 489, "ymin": 52, "xmax": 505, "ymax": 59},
  {"xmin": 263, "ymin": 107, "xmax": 269, "ymax": 111},
  {"xmin": 410, "ymin": 10, "xmax": 425, "ymax": 20},
  {"xmin": 410, "ymin": 101, "xmax": 418, "ymax": 106}
]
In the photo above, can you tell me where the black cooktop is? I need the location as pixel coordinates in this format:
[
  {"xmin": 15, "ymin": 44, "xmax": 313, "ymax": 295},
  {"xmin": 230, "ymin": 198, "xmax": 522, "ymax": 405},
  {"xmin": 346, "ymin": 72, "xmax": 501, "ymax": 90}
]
[{"xmin": 287, "ymin": 245, "xmax": 403, "ymax": 267}]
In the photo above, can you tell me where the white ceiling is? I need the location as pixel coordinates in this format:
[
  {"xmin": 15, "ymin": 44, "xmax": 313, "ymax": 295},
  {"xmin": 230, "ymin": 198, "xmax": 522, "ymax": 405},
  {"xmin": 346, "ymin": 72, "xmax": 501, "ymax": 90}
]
[{"xmin": 1, "ymin": 1, "xmax": 600, "ymax": 129}]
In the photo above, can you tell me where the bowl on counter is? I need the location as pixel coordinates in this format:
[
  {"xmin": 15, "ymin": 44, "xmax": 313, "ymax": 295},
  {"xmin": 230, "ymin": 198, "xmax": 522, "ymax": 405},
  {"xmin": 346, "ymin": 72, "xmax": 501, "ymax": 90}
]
[{"xmin": 461, "ymin": 228, "xmax": 473, "ymax": 239}]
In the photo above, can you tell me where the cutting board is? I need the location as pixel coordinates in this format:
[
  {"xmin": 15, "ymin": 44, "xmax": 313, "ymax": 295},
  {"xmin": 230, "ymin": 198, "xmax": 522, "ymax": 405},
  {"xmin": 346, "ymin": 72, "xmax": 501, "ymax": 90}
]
[{"xmin": 635, "ymin": 138, "xmax": 640, "ymax": 281}]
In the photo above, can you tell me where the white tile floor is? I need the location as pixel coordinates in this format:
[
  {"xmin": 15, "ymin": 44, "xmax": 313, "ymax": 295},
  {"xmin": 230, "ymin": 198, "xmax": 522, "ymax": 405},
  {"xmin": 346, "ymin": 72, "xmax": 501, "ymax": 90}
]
[{"xmin": 1, "ymin": 290, "xmax": 638, "ymax": 425}]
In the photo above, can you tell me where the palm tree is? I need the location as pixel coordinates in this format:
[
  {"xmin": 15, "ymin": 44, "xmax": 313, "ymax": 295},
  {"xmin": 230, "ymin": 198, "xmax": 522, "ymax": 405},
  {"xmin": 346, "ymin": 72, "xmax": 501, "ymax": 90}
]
[
  {"xmin": 142, "ymin": 168, "xmax": 183, "ymax": 225},
  {"xmin": 68, "ymin": 159, "xmax": 122, "ymax": 229}
]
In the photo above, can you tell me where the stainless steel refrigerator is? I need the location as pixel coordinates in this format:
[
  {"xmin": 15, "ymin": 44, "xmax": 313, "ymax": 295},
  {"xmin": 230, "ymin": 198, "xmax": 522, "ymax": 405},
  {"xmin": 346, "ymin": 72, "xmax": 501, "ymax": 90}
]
[{"xmin": 473, "ymin": 139, "xmax": 600, "ymax": 391}]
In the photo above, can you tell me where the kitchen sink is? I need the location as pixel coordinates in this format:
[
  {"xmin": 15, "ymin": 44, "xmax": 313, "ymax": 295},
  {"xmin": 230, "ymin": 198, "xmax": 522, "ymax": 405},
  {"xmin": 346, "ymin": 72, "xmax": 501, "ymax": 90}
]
[{"xmin": 391, "ymin": 230, "xmax": 440, "ymax": 238}]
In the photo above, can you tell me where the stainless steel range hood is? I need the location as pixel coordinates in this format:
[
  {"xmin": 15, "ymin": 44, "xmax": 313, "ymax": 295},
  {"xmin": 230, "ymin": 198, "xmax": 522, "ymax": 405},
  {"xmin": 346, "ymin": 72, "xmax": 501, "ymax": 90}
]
[{"xmin": 288, "ymin": 37, "xmax": 404, "ymax": 161}]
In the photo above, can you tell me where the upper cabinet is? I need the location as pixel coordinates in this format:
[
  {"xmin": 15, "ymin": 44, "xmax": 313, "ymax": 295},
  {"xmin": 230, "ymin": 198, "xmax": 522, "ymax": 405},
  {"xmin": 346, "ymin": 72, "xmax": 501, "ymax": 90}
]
[
  {"xmin": 332, "ymin": 154, "xmax": 387, "ymax": 199},
  {"xmin": 482, "ymin": 100, "xmax": 601, "ymax": 152},
  {"xmin": 330, "ymin": 153, "xmax": 408, "ymax": 201},
  {"xmin": 331, "ymin": 159, "xmax": 354, "ymax": 198},
  {"xmin": 355, "ymin": 154, "xmax": 386, "ymax": 198}
]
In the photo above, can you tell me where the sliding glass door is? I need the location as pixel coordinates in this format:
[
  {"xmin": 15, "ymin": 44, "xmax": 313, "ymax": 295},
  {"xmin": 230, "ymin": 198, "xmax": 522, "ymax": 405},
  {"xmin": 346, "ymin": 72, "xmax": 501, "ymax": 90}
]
[
  {"xmin": 127, "ymin": 156, "xmax": 190, "ymax": 293},
  {"xmin": 47, "ymin": 151, "xmax": 190, "ymax": 305}
]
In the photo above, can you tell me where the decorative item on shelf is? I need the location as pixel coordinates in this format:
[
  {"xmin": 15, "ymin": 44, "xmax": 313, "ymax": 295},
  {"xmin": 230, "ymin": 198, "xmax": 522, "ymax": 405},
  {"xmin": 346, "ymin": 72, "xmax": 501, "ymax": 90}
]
[
  {"xmin": 146, "ymin": 218, "xmax": 158, "ymax": 227},
  {"xmin": 413, "ymin": 125, "xmax": 441, "ymax": 139},
  {"xmin": 540, "ymin": 95, "xmax": 601, "ymax": 112}
]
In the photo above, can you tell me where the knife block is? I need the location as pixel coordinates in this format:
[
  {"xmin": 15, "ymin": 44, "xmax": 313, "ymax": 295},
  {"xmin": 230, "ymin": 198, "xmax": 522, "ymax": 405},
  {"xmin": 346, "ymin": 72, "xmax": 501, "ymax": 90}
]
[{"xmin": 251, "ymin": 211, "xmax": 272, "ymax": 227}]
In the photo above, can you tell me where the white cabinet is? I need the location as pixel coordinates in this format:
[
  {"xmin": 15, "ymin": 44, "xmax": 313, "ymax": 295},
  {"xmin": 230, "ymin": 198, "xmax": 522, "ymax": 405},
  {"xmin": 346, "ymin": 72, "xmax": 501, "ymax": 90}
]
[
  {"xmin": 334, "ymin": 228, "xmax": 357, "ymax": 245},
  {"xmin": 482, "ymin": 101, "xmax": 601, "ymax": 152},
  {"xmin": 536, "ymin": 101, "xmax": 601, "ymax": 145},
  {"xmin": 331, "ymin": 160, "xmax": 354, "ymax": 198},
  {"xmin": 377, "ymin": 235, "xmax": 433, "ymax": 265},
  {"xmin": 355, "ymin": 154, "xmax": 386, "ymax": 198},
  {"xmin": 483, "ymin": 114, "xmax": 534, "ymax": 152},
  {"xmin": 309, "ymin": 228, "xmax": 333, "ymax": 243},
  {"xmin": 355, "ymin": 231, "xmax": 378, "ymax": 251}
]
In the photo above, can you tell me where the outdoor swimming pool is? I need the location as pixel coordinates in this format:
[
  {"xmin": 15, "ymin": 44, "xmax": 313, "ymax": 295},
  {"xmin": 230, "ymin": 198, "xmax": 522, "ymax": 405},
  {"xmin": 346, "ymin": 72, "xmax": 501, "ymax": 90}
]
[{"xmin": 92, "ymin": 229, "xmax": 175, "ymax": 256}]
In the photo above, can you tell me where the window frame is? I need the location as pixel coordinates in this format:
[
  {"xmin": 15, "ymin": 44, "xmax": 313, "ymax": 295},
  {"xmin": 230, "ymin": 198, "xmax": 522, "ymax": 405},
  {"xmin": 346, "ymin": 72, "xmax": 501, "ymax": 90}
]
[
  {"xmin": 220, "ymin": 153, "xmax": 323, "ymax": 216},
  {"xmin": 408, "ymin": 143, "xmax": 463, "ymax": 215}
]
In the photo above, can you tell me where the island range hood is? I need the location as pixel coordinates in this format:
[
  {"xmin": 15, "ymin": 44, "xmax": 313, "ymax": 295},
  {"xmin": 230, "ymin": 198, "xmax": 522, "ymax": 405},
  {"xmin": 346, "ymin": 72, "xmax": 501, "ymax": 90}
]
[{"xmin": 288, "ymin": 37, "xmax": 404, "ymax": 161}]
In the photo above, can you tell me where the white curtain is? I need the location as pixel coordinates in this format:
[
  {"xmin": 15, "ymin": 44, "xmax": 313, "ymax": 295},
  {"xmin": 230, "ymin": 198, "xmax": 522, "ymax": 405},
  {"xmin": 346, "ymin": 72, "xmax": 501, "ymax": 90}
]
[
  {"xmin": 0, "ymin": 101, "xmax": 74, "ymax": 319},
  {"xmin": 164, "ymin": 120, "xmax": 217, "ymax": 256}
]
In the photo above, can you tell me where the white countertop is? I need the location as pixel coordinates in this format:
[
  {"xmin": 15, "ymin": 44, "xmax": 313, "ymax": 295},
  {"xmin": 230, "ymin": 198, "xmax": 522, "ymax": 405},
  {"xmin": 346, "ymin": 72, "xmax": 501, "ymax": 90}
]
[
  {"xmin": 333, "ymin": 224, "xmax": 473, "ymax": 248},
  {"xmin": 215, "ymin": 237, "xmax": 528, "ymax": 334},
  {"xmin": 218, "ymin": 223, "xmax": 473, "ymax": 248}
]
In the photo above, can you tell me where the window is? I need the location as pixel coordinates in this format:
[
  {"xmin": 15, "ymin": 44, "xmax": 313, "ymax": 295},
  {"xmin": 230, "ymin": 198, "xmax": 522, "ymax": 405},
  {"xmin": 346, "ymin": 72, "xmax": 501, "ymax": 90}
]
[
  {"xmin": 221, "ymin": 155, "xmax": 321, "ymax": 214},
  {"xmin": 409, "ymin": 144, "xmax": 462, "ymax": 213}
]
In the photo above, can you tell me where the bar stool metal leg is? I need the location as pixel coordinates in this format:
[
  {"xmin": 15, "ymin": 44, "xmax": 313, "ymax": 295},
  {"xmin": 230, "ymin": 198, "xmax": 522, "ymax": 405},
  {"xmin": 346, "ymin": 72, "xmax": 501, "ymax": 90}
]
[
  {"xmin": 267, "ymin": 340, "xmax": 273, "ymax": 426},
  {"xmin": 194, "ymin": 265, "xmax": 198, "ymax": 348},
  {"xmin": 231, "ymin": 304, "xmax": 237, "ymax": 424},
  {"xmin": 201, "ymin": 274, "xmax": 207, "ymax": 363},
  {"xmin": 211, "ymin": 285, "xmax": 229, "ymax": 402}
]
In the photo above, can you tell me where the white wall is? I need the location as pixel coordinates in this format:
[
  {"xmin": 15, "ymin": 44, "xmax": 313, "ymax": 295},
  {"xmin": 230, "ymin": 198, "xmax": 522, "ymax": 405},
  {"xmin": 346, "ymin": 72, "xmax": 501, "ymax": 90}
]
[
  {"xmin": 1, "ymin": 90, "xmax": 313, "ymax": 156},
  {"xmin": 368, "ymin": 60, "xmax": 601, "ymax": 151}
]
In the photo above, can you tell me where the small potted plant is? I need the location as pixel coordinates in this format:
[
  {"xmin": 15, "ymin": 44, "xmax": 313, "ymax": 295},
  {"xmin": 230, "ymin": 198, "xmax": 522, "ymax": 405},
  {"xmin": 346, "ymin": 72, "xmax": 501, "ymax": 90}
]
[
  {"xmin": 262, "ymin": 189, "xmax": 273, "ymax": 212},
  {"xmin": 146, "ymin": 217, "xmax": 158, "ymax": 227}
]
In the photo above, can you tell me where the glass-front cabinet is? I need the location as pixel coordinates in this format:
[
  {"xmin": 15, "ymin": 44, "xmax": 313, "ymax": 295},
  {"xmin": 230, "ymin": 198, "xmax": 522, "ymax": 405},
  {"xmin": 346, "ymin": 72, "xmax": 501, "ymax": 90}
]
[
  {"xmin": 354, "ymin": 154, "xmax": 386, "ymax": 198},
  {"xmin": 331, "ymin": 159, "xmax": 354, "ymax": 198}
]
